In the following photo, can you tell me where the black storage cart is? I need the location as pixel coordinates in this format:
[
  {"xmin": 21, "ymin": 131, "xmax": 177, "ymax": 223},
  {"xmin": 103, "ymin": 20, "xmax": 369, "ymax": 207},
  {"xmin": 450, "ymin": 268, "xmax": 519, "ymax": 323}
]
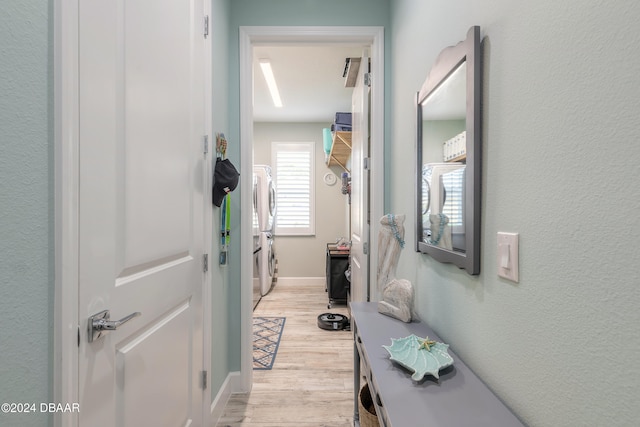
[{"xmin": 325, "ymin": 243, "xmax": 350, "ymax": 309}]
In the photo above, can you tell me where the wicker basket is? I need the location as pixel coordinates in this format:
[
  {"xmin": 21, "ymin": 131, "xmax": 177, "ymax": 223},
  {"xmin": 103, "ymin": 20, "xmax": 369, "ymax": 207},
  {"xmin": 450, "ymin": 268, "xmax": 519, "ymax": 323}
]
[{"xmin": 358, "ymin": 383, "xmax": 380, "ymax": 427}]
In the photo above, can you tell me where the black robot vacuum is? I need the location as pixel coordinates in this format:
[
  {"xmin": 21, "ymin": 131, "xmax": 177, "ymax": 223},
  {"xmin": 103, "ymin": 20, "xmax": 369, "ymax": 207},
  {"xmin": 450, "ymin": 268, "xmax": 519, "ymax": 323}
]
[{"xmin": 317, "ymin": 313, "xmax": 349, "ymax": 331}]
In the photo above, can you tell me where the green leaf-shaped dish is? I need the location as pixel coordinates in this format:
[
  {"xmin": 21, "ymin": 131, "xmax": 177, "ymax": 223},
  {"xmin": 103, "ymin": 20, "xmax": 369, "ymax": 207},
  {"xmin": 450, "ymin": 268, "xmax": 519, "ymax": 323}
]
[{"xmin": 383, "ymin": 334, "xmax": 454, "ymax": 381}]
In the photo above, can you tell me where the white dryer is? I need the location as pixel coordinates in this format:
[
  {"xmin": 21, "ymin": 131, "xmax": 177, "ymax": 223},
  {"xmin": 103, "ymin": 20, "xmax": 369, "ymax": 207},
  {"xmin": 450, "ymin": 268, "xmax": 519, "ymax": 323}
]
[
  {"xmin": 254, "ymin": 165, "xmax": 277, "ymax": 296},
  {"xmin": 254, "ymin": 165, "xmax": 276, "ymax": 231}
]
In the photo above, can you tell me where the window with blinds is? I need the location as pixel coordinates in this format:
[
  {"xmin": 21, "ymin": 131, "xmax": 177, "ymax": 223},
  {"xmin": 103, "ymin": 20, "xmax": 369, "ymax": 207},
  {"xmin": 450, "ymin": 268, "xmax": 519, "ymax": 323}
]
[
  {"xmin": 271, "ymin": 142, "xmax": 315, "ymax": 236},
  {"xmin": 441, "ymin": 167, "xmax": 465, "ymax": 230}
]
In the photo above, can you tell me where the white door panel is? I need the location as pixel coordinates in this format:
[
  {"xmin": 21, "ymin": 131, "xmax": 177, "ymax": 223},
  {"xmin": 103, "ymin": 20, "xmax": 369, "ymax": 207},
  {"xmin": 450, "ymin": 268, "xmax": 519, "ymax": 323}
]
[
  {"xmin": 116, "ymin": 303, "xmax": 191, "ymax": 426},
  {"xmin": 78, "ymin": 0, "xmax": 205, "ymax": 425},
  {"xmin": 350, "ymin": 53, "xmax": 370, "ymax": 302}
]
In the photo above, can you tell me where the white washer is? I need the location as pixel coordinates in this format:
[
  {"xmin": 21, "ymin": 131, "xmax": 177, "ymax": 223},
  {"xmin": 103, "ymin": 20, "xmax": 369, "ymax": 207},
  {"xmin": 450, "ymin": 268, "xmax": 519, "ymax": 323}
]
[
  {"xmin": 258, "ymin": 231, "xmax": 275, "ymax": 296},
  {"xmin": 254, "ymin": 165, "xmax": 277, "ymax": 296},
  {"xmin": 252, "ymin": 175, "xmax": 262, "ymax": 309}
]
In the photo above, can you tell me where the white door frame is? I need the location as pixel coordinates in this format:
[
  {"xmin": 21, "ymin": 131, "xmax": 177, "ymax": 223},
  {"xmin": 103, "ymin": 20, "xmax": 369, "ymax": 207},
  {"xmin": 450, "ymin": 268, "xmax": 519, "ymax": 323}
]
[
  {"xmin": 238, "ymin": 26, "xmax": 384, "ymax": 391},
  {"xmin": 52, "ymin": 1, "xmax": 213, "ymax": 425}
]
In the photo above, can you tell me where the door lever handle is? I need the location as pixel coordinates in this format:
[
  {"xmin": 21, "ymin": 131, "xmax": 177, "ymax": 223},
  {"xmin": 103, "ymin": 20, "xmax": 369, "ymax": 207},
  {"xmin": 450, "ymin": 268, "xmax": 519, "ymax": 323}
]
[{"xmin": 88, "ymin": 309, "xmax": 141, "ymax": 343}]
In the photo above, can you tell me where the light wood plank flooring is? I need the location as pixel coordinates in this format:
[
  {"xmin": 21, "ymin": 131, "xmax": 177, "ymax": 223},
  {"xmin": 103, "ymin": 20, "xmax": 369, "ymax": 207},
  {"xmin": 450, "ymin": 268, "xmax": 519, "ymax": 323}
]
[{"xmin": 216, "ymin": 280, "xmax": 354, "ymax": 427}]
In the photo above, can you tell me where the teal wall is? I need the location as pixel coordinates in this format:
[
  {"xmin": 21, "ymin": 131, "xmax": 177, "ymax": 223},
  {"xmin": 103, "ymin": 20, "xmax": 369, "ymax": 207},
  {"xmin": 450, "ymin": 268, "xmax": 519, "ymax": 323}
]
[
  {"xmin": 227, "ymin": 0, "xmax": 391, "ymax": 371},
  {"xmin": 390, "ymin": 1, "xmax": 640, "ymax": 426},
  {"xmin": 0, "ymin": 1, "xmax": 52, "ymax": 426},
  {"xmin": 210, "ymin": 0, "xmax": 232, "ymax": 404}
]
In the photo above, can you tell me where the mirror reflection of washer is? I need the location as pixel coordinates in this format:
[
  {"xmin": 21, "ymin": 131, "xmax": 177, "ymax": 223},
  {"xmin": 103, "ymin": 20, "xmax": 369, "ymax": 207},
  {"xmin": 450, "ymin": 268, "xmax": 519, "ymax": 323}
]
[{"xmin": 254, "ymin": 165, "xmax": 277, "ymax": 296}]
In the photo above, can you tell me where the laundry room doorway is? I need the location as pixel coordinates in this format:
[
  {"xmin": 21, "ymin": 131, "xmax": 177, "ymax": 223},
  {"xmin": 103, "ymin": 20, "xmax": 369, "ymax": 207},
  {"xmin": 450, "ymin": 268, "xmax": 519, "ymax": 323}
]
[
  {"xmin": 238, "ymin": 26, "xmax": 384, "ymax": 392},
  {"xmin": 251, "ymin": 43, "xmax": 364, "ymax": 301}
]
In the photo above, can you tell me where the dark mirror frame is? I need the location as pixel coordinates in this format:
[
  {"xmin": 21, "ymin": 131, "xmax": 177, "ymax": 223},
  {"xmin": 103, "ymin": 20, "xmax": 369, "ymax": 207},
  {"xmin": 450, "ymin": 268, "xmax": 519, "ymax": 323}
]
[{"xmin": 416, "ymin": 26, "xmax": 481, "ymax": 275}]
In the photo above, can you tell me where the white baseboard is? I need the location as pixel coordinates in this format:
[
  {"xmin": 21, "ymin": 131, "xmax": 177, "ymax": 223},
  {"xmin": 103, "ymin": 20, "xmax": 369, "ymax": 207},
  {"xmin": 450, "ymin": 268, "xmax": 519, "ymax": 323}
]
[
  {"xmin": 276, "ymin": 277, "xmax": 325, "ymax": 287},
  {"xmin": 210, "ymin": 371, "xmax": 241, "ymax": 425}
]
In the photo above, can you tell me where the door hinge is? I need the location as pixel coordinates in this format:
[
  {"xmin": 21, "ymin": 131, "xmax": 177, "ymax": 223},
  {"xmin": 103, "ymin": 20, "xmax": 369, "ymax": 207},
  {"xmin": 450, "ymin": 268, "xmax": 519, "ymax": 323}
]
[
  {"xmin": 363, "ymin": 157, "xmax": 371, "ymax": 170},
  {"xmin": 203, "ymin": 15, "xmax": 209, "ymax": 38},
  {"xmin": 201, "ymin": 370, "xmax": 208, "ymax": 389},
  {"xmin": 364, "ymin": 72, "xmax": 372, "ymax": 87},
  {"xmin": 363, "ymin": 242, "xmax": 369, "ymax": 255},
  {"xmin": 203, "ymin": 254, "xmax": 209, "ymax": 273},
  {"xmin": 203, "ymin": 135, "xmax": 209, "ymax": 155}
]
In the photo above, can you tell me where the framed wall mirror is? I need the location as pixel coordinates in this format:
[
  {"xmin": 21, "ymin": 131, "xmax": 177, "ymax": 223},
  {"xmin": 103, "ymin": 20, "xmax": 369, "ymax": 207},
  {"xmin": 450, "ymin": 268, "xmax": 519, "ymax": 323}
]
[{"xmin": 416, "ymin": 26, "xmax": 481, "ymax": 275}]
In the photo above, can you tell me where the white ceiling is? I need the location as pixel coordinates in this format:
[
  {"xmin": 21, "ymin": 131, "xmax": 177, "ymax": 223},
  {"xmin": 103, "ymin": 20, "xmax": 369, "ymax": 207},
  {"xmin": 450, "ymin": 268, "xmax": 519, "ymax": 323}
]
[{"xmin": 252, "ymin": 44, "xmax": 365, "ymax": 123}]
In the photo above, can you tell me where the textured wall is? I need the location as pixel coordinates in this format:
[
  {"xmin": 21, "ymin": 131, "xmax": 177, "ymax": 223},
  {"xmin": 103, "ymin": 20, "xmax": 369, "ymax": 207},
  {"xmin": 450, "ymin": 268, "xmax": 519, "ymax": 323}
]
[
  {"xmin": 0, "ymin": 1, "xmax": 52, "ymax": 426},
  {"xmin": 253, "ymin": 122, "xmax": 349, "ymax": 277},
  {"xmin": 210, "ymin": 0, "xmax": 232, "ymax": 405},
  {"xmin": 390, "ymin": 1, "xmax": 640, "ymax": 425}
]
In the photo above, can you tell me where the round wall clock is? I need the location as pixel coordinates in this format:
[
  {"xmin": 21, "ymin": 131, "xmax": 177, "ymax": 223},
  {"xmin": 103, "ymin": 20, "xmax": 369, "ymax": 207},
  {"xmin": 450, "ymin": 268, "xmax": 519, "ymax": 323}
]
[{"xmin": 323, "ymin": 172, "xmax": 337, "ymax": 186}]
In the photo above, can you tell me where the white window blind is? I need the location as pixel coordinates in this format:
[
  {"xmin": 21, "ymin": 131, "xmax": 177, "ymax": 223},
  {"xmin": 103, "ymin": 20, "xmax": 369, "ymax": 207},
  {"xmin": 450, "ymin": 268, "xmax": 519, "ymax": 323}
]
[
  {"xmin": 441, "ymin": 167, "xmax": 464, "ymax": 230},
  {"xmin": 271, "ymin": 142, "xmax": 315, "ymax": 236}
]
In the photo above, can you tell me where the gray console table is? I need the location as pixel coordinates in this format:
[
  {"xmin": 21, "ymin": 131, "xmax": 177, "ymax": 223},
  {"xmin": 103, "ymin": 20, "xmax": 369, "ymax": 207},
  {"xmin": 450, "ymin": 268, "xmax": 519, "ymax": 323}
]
[{"xmin": 351, "ymin": 302, "xmax": 525, "ymax": 427}]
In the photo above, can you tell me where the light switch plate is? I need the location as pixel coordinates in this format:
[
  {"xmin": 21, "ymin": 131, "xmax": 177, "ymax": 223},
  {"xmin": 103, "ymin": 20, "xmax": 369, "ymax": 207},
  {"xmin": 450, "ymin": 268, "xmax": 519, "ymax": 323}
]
[{"xmin": 497, "ymin": 232, "xmax": 519, "ymax": 282}]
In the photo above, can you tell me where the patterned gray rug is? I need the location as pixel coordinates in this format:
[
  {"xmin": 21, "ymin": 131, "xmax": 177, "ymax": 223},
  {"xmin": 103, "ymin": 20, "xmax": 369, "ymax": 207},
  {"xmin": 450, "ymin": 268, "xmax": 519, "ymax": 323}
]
[{"xmin": 253, "ymin": 317, "xmax": 286, "ymax": 370}]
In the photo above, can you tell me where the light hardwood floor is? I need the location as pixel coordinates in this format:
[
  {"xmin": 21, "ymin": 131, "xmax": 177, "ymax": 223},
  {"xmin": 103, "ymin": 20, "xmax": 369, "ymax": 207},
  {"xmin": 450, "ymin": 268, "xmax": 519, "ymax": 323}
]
[{"xmin": 216, "ymin": 279, "xmax": 354, "ymax": 427}]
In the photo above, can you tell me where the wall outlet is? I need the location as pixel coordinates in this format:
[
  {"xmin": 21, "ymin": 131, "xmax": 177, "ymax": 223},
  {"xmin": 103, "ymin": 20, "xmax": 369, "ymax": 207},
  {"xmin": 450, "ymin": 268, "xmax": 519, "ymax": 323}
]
[{"xmin": 497, "ymin": 232, "xmax": 519, "ymax": 282}]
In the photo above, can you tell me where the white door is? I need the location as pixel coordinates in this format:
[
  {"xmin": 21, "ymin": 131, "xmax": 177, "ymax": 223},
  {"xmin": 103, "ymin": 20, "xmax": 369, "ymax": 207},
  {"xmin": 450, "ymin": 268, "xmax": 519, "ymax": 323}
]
[
  {"xmin": 350, "ymin": 53, "xmax": 370, "ymax": 302},
  {"xmin": 77, "ymin": 0, "xmax": 205, "ymax": 425}
]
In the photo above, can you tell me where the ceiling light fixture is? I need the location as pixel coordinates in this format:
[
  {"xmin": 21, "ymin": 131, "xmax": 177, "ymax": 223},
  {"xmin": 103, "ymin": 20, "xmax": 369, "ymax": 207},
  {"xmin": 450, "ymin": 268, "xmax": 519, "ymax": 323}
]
[{"xmin": 259, "ymin": 59, "xmax": 283, "ymax": 108}]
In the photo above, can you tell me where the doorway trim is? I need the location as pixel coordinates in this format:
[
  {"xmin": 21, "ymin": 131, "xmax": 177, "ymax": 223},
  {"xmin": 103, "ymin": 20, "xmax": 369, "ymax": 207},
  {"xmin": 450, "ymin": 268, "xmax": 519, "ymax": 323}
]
[
  {"xmin": 238, "ymin": 26, "xmax": 384, "ymax": 391},
  {"xmin": 53, "ymin": 2, "xmax": 80, "ymax": 425},
  {"xmin": 53, "ymin": 1, "xmax": 213, "ymax": 425}
]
